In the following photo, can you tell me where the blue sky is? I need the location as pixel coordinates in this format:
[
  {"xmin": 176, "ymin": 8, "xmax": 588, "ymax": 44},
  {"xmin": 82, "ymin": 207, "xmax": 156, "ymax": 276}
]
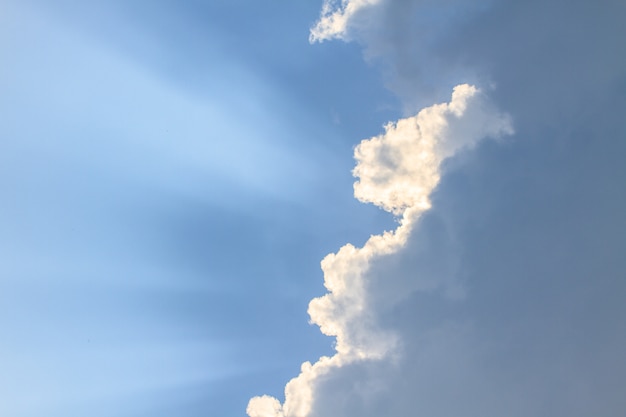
[
  {"xmin": 2, "ymin": 1, "xmax": 625, "ymax": 417},
  {"xmin": 1, "ymin": 1, "xmax": 398, "ymax": 415}
]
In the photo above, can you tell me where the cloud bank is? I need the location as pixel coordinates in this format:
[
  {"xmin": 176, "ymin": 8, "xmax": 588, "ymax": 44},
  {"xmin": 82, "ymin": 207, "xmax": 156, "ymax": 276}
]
[
  {"xmin": 247, "ymin": 85, "xmax": 512, "ymax": 417},
  {"xmin": 250, "ymin": 0, "xmax": 626, "ymax": 416}
]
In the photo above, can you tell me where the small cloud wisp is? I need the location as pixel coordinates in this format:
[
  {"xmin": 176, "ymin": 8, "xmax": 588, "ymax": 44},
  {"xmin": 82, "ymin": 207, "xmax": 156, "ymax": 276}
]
[{"xmin": 309, "ymin": 0, "xmax": 382, "ymax": 43}]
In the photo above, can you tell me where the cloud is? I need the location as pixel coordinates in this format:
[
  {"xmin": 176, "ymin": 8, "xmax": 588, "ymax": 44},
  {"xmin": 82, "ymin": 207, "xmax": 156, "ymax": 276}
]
[
  {"xmin": 306, "ymin": 102, "xmax": 626, "ymax": 416},
  {"xmin": 246, "ymin": 84, "xmax": 512, "ymax": 417},
  {"xmin": 249, "ymin": 1, "xmax": 626, "ymax": 416},
  {"xmin": 353, "ymin": 84, "xmax": 512, "ymax": 215},
  {"xmin": 309, "ymin": 0, "xmax": 500, "ymax": 111},
  {"xmin": 309, "ymin": 0, "xmax": 382, "ymax": 43}
]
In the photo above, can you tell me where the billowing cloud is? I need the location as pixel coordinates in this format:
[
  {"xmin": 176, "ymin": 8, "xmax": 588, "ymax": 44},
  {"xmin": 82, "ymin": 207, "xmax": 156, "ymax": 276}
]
[
  {"xmin": 249, "ymin": 1, "xmax": 626, "ymax": 417},
  {"xmin": 246, "ymin": 84, "xmax": 512, "ymax": 417}
]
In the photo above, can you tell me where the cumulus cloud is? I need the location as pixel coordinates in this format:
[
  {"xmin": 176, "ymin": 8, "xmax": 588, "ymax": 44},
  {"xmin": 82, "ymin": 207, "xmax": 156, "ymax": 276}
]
[
  {"xmin": 353, "ymin": 84, "xmax": 512, "ymax": 215},
  {"xmin": 250, "ymin": 1, "xmax": 626, "ymax": 416},
  {"xmin": 246, "ymin": 85, "xmax": 512, "ymax": 417}
]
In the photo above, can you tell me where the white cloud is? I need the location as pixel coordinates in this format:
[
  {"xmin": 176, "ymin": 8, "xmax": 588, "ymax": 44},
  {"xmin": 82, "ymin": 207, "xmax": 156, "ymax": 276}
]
[
  {"xmin": 247, "ymin": 395, "xmax": 284, "ymax": 417},
  {"xmin": 353, "ymin": 84, "xmax": 512, "ymax": 215},
  {"xmin": 246, "ymin": 84, "xmax": 512, "ymax": 417},
  {"xmin": 258, "ymin": 2, "xmax": 626, "ymax": 416},
  {"xmin": 309, "ymin": 0, "xmax": 382, "ymax": 43}
]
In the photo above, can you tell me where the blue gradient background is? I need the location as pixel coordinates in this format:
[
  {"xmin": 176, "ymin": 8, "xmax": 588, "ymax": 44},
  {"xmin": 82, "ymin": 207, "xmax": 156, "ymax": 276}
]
[{"xmin": 1, "ymin": 1, "xmax": 397, "ymax": 415}]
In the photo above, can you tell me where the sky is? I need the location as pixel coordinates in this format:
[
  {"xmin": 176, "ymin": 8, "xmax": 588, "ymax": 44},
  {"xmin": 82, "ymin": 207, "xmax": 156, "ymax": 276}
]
[{"xmin": 1, "ymin": 1, "xmax": 625, "ymax": 417}]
